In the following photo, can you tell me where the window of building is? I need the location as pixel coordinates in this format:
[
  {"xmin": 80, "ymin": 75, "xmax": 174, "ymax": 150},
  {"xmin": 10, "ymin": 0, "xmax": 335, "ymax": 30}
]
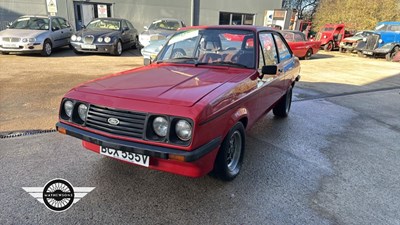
[{"xmin": 219, "ymin": 12, "xmax": 255, "ymax": 25}]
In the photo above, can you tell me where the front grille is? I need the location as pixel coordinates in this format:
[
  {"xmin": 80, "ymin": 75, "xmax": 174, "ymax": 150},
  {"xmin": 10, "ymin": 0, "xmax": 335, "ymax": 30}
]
[
  {"xmin": 2, "ymin": 37, "xmax": 20, "ymax": 42},
  {"xmin": 365, "ymin": 34, "xmax": 379, "ymax": 50},
  {"xmin": 316, "ymin": 33, "xmax": 321, "ymax": 41},
  {"xmin": 86, "ymin": 105, "xmax": 147, "ymax": 139},
  {"xmin": 83, "ymin": 35, "xmax": 94, "ymax": 44}
]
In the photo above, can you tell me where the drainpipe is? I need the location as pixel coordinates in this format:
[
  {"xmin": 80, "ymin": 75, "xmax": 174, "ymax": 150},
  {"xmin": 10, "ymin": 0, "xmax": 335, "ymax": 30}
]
[{"xmin": 191, "ymin": 0, "xmax": 199, "ymax": 26}]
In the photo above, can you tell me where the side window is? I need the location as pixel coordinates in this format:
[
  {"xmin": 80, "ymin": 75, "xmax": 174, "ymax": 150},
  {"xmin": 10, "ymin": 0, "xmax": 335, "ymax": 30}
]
[
  {"xmin": 259, "ymin": 32, "xmax": 278, "ymax": 67},
  {"xmin": 57, "ymin": 18, "xmax": 70, "ymax": 29},
  {"xmin": 273, "ymin": 33, "xmax": 292, "ymax": 63},
  {"xmin": 127, "ymin": 21, "xmax": 134, "ymax": 29},
  {"xmin": 122, "ymin": 20, "xmax": 128, "ymax": 30},
  {"xmin": 294, "ymin": 33, "xmax": 304, "ymax": 42},
  {"xmin": 51, "ymin": 18, "xmax": 61, "ymax": 31}
]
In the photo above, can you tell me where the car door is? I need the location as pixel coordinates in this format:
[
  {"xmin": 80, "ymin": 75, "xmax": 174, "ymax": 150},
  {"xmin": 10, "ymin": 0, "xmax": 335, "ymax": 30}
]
[
  {"xmin": 121, "ymin": 20, "xmax": 134, "ymax": 48},
  {"xmin": 50, "ymin": 18, "xmax": 63, "ymax": 48},
  {"xmin": 57, "ymin": 17, "xmax": 73, "ymax": 46},
  {"xmin": 272, "ymin": 33, "xmax": 298, "ymax": 93},
  {"xmin": 257, "ymin": 31, "xmax": 284, "ymax": 110},
  {"xmin": 127, "ymin": 20, "xmax": 138, "ymax": 44}
]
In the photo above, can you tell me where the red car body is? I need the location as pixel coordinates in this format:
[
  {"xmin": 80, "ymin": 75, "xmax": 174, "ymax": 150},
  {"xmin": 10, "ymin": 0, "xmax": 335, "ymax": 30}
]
[
  {"xmin": 316, "ymin": 24, "xmax": 353, "ymax": 51},
  {"xmin": 281, "ymin": 30, "xmax": 321, "ymax": 59},
  {"xmin": 56, "ymin": 26, "xmax": 301, "ymax": 180}
]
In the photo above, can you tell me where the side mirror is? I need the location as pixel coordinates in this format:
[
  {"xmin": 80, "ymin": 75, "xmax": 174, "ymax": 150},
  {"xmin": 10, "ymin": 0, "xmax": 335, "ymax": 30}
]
[
  {"xmin": 6, "ymin": 22, "xmax": 11, "ymax": 28},
  {"xmin": 52, "ymin": 27, "xmax": 60, "ymax": 31},
  {"xmin": 81, "ymin": 25, "xmax": 86, "ymax": 29},
  {"xmin": 123, "ymin": 27, "xmax": 129, "ymax": 31},
  {"xmin": 260, "ymin": 65, "xmax": 277, "ymax": 78},
  {"xmin": 144, "ymin": 26, "xmax": 148, "ymax": 30}
]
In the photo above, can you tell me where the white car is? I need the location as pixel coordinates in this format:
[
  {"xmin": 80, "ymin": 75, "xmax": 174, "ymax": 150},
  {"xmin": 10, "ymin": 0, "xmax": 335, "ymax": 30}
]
[
  {"xmin": 138, "ymin": 18, "xmax": 185, "ymax": 47},
  {"xmin": 0, "ymin": 15, "xmax": 73, "ymax": 56}
]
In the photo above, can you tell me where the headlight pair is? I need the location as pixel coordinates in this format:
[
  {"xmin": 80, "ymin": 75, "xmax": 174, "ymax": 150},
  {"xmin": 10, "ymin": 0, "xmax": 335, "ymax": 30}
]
[
  {"xmin": 62, "ymin": 100, "xmax": 88, "ymax": 124},
  {"xmin": 97, "ymin": 37, "xmax": 111, "ymax": 43},
  {"xmin": 71, "ymin": 35, "xmax": 82, "ymax": 42},
  {"xmin": 152, "ymin": 116, "xmax": 192, "ymax": 141},
  {"xmin": 22, "ymin": 38, "xmax": 36, "ymax": 42},
  {"xmin": 149, "ymin": 116, "xmax": 193, "ymax": 143}
]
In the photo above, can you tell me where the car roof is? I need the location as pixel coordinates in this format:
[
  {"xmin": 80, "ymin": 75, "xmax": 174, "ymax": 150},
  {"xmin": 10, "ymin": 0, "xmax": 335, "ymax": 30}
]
[
  {"xmin": 91, "ymin": 17, "xmax": 125, "ymax": 21},
  {"xmin": 20, "ymin": 15, "xmax": 57, "ymax": 19},
  {"xmin": 179, "ymin": 25, "xmax": 275, "ymax": 32},
  {"xmin": 377, "ymin": 21, "xmax": 400, "ymax": 25},
  {"xmin": 152, "ymin": 18, "xmax": 182, "ymax": 22}
]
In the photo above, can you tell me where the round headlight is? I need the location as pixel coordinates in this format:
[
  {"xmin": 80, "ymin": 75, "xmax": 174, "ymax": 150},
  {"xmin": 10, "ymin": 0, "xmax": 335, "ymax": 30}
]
[
  {"xmin": 22, "ymin": 38, "xmax": 28, "ymax": 42},
  {"xmin": 104, "ymin": 37, "xmax": 111, "ymax": 43},
  {"xmin": 363, "ymin": 37, "xmax": 367, "ymax": 42},
  {"xmin": 175, "ymin": 120, "xmax": 192, "ymax": 141},
  {"xmin": 77, "ymin": 36, "xmax": 82, "ymax": 41},
  {"xmin": 153, "ymin": 117, "xmax": 168, "ymax": 137},
  {"xmin": 97, "ymin": 37, "xmax": 103, "ymax": 42},
  {"xmin": 71, "ymin": 35, "xmax": 77, "ymax": 41},
  {"xmin": 378, "ymin": 39, "xmax": 383, "ymax": 43},
  {"xmin": 64, "ymin": 100, "xmax": 74, "ymax": 118},
  {"xmin": 28, "ymin": 38, "xmax": 36, "ymax": 42},
  {"xmin": 78, "ymin": 104, "xmax": 88, "ymax": 121},
  {"xmin": 323, "ymin": 35, "xmax": 327, "ymax": 39}
]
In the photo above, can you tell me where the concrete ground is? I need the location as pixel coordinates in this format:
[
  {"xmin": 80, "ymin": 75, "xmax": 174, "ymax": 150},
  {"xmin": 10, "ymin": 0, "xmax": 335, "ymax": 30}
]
[{"xmin": 0, "ymin": 49, "xmax": 399, "ymax": 224}]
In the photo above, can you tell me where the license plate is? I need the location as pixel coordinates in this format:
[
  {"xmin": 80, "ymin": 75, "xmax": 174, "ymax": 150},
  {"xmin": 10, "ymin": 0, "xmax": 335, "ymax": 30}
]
[
  {"xmin": 81, "ymin": 44, "xmax": 96, "ymax": 49},
  {"xmin": 3, "ymin": 43, "xmax": 18, "ymax": 48},
  {"xmin": 100, "ymin": 146, "xmax": 149, "ymax": 167},
  {"xmin": 363, "ymin": 51, "xmax": 373, "ymax": 55}
]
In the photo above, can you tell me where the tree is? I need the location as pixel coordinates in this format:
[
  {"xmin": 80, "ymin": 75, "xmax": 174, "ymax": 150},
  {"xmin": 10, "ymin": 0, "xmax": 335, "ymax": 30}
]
[
  {"xmin": 282, "ymin": 0, "xmax": 320, "ymax": 20},
  {"xmin": 313, "ymin": 0, "xmax": 400, "ymax": 31}
]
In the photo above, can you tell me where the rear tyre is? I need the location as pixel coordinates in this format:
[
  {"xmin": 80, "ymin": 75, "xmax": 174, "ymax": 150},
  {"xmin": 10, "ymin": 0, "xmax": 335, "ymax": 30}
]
[
  {"xmin": 212, "ymin": 122, "xmax": 245, "ymax": 181},
  {"xmin": 41, "ymin": 40, "xmax": 52, "ymax": 56},
  {"xmin": 339, "ymin": 47, "xmax": 346, "ymax": 53},
  {"xmin": 273, "ymin": 85, "xmax": 293, "ymax": 117},
  {"xmin": 357, "ymin": 51, "xmax": 365, "ymax": 57},
  {"xmin": 324, "ymin": 41, "xmax": 333, "ymax": 51},
  {"xmin": 304, "ymin": 49, "xmax": 313, "ymax": 60}
]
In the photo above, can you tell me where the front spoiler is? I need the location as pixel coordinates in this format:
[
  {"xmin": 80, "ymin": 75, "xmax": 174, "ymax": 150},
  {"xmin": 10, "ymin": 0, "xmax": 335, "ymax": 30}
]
[{"xmin": 56, "ymin": 122, "xmax": 221, "ymax": 162}]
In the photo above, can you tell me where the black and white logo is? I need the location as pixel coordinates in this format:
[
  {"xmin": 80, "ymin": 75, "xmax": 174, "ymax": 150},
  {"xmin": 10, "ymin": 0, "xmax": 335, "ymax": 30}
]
[{"xmin": 22, "ymin": 178, "xmax": 95, "ymax": 212}]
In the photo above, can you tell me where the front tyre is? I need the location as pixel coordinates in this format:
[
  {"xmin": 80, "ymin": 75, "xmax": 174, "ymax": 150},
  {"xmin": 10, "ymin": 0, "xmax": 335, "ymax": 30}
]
[
  {"xmin": 41, "ymin": 40, "xmax": 52, "ymax": 56},
  {"xmin": 273, "ymin": 85, "xmax": 293, "ymax": 117},
  {"xmin": 112, "ymin": 40, "xmax": 123, "ymax": 56},
  {"xmin": 324, "ymin": 41, "xmax": 333, "ymax": 51},
  {"xmin": 213, "ymin": 122, "xmax": 245, "ymax": 181}
]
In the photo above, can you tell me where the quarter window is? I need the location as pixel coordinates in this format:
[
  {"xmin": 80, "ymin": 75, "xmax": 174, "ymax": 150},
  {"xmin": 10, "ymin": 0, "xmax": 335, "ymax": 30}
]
[
  {"xmin": 273, "ymin": 34, "xmax": 292, "ymax": 63},
  {"xmin": 259, "ymin": 32, "xmax": 278, "ymax": 67}
]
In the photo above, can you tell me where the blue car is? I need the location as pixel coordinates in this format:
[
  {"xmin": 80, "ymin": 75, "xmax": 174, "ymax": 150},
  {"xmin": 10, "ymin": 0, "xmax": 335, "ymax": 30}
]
[{"xmin": 358, "ymin": 21, "xmax": 400, "ymax": 61}]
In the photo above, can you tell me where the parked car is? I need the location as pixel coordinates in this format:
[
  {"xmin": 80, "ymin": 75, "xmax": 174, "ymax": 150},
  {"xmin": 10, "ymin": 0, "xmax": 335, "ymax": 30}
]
[
  {"xmin": 339, "ymin": 30, "xmax": 374, "ymax": 53},
  {"xmin": 315, "ymin": 24, "xmax": 353, "ymax": 51},
  {"xmin": 356, "ymin": 21, "xmax": 400, "ymax": 61},
  {"xmin": 393, "ymin": 51, "xmax": 400, "ymax": 62},
  {"xmin": 56, "ymin": 25, "xmax": 300, "ymax": 181},
  {"xmin": 0, "ymin": 15, "xmax": 73, "ymax": 56},
  {"xmin": 70, "ymin": 18, "xmax": 138, "ymax": 56},
  {"xmin": 141, "ymin": 35, "xmax": 171, "ymax": 65},
  {"xmin": 138, "ymin": 18, "xmax": 185, "ymax": 47},
  {"xmin": 281, "ymin": 30, "xmax": 321, "ymax": 59}
]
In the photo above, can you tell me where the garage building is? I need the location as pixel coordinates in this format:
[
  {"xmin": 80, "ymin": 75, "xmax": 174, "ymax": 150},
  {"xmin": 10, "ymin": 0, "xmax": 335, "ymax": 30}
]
[{"xmin": 0, "ymin": 0, "xmax": 283, "ymax": 31}]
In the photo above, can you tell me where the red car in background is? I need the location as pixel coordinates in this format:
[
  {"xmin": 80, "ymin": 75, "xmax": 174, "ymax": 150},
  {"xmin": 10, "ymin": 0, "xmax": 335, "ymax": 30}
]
[
  {"xmin": 281, "ymin": 30, "xmax": 321, "ymax": 59},
  {"xmin": 56, "ymin": 26, "xmax": 300, "ymax": 181}
]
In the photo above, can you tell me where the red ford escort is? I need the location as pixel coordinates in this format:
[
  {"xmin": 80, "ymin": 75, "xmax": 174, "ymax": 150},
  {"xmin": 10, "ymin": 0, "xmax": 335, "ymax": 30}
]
[{"xmin": 56, "ymin": 26, "xmax": 300, "ymax": 181}]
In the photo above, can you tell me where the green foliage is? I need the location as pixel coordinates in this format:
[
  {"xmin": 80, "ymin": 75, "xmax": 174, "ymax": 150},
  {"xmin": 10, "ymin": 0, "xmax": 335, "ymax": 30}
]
[{"xmin": 313, "ymin": 0, "xmax": 400, "ymax": 31}]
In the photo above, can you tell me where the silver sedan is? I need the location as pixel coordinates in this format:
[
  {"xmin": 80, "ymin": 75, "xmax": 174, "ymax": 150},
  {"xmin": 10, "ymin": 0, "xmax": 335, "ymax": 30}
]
[{"xmin": 0, "ymin": 15, "xmax": 73, "ymax": 56}]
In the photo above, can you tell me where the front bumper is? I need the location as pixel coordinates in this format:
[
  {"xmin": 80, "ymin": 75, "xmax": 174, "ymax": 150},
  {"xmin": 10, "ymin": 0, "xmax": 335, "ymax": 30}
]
[
  {"xmin": 0, "ymin": 41, "xmax": 43, "ymax": 52},
  {"xmin": 361, "ymin": 47, "xmax": 391, "ymax": 56},
  {"xmin": 56, "ymin": 122, "xmax": 221, "ymax": 177},
  {"xmin": 70, "ymin": 42, "xmax": 115, "ymax": 54}
]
